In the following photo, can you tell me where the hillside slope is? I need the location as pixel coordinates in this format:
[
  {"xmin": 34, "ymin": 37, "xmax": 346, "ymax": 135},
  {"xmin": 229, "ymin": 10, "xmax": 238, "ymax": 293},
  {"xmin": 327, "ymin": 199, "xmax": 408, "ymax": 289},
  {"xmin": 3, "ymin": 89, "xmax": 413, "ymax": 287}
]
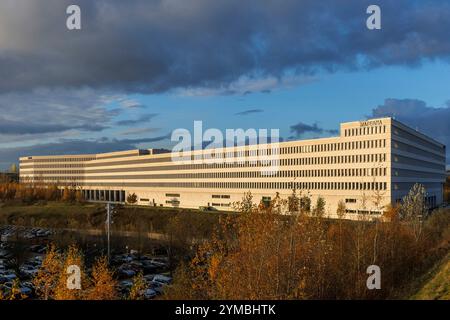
[{"xmin": 411, "ymin": 253, "xmax": 450, "ymax": 300}]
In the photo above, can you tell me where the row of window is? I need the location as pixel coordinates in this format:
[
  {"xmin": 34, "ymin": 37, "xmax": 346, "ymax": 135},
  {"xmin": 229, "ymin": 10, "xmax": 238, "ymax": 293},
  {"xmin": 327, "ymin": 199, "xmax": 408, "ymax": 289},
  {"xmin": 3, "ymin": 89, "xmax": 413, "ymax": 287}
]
[
  {"xmin": 281, "ymin": 153, "xmax": 386, "ymax": 166},
  {"xmin": 82, "ymin": 190, "xmax": 125, "ymax": 202},
  {"xmin": 393, "ymin": 126, "xmax": 445, "ymax": 154},
  {"xmin": 21, "ymin": 157, "xmax": 94, "ymax": 163},
  {"xmin": 22, "ymin": 152, "xmax": 388, "ymax": 176},
  {"xmin": 344, "ymin": 125, "xmax": 386, "ymax": 137},
  {"xmin": 38, "ymin": 181, "xmax": 390, "ymax": 191},
  {"xmin": 211, "ymin": 202, "xmax": 231, "ymax": 207},
  {"xmin": 165, "ymin": 193, "xmax": 180, "ymax": 197},
  {"xmin": 24, "ymin": 166, "xmax": 388, "ymax": 181},
  {"xmin": 165, "ymin": 200, "xmax": 180, "ymax": 204},
  {"xmin": 20, "ymin": 164, "xmax": 85, "ymax": 169},
  {"xmin": 281, "ymin": 138, "xmax": 386, "ymax": 155},
  {"xmin": 345, "ymin": 209, "xmax": 381, "ymax": 215},
  {"xmin": 21, "ymin": 138, "xmax": 388, "ymax": 169},
  {"xmin": 212, "ymin": 194, "xmax": 231, "ymax": 199}
]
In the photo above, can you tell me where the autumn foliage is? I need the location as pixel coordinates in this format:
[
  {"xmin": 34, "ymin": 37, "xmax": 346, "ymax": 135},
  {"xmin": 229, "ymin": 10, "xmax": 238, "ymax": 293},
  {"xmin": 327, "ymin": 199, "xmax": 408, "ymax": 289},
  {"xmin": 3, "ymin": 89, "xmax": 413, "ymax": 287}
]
[
  {"xmin": 32, "ymin": 244, "xmax": 118, "ymax": 300},
  {"xmin": 165, "ymin": 188, "xmax": 450, "ymax": 300},
  {"xmin": 0, "ymin": 180, "xmax": 85, "ymax": 204}
]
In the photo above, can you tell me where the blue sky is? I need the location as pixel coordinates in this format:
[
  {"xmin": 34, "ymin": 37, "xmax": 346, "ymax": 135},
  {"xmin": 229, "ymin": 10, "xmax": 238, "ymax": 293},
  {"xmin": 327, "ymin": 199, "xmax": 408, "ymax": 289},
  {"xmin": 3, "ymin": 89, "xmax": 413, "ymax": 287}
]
[
  {"xmin": 106, "ymin": 61, "xmax": 450, "ymax": 150},
  {"xmin": 0, "ymin": 0, "xmax": 449, "ymax": 168}
]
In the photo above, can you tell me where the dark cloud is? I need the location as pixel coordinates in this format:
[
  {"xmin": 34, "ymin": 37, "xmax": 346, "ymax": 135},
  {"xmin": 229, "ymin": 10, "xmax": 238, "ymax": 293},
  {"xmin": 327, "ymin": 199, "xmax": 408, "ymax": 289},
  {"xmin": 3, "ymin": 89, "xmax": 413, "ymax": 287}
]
[
  {"xmin": 0, "ymin": 118, "xmax": 105, "ymax": 135},
  {"xmin": 369, "ymin": 98, "xmax": 450, "ymax": 162},
  {"xmin": 290, "ymin": 122, "xmax": 338, "ymax": 137},
  {"xmin": 0, "ymin": 0, "xmax": 450, "ymax": 94},
  {"xmin": 0, "ymin": 134, "xmax": 171, "ymax": 170},
  {"xmin": 120, "ymin": 127, "xmax": 161, "ymax": 136},
  {"xmin": 114, "ymin": 134, "xmax": 171, "ymax": 145},
  {"xmin": 115, "ymin": 113, "xmax": 158, "ymax": 126},
  {"xmin": 0, "ymin": 88, "xmax": 119, "ymax": 140},
  {"xmin": 234, "ymin": 109, "xmax": 264, "ymax": 116}
]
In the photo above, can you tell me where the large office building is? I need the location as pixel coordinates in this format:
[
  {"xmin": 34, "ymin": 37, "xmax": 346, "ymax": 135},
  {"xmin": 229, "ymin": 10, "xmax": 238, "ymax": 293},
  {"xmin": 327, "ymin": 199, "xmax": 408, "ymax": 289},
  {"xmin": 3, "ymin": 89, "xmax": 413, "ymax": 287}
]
[{"xmin": 19, "ymin": 118, "xmax": 447, "ymax": 218}]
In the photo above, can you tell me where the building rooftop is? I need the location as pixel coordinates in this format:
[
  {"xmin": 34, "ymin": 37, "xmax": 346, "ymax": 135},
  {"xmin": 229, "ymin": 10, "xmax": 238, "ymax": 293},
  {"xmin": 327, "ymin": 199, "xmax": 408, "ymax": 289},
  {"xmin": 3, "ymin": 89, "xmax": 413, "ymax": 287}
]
[{"xmin": 18, "ymin": 117, "xmax": 447, "ymax": 160}]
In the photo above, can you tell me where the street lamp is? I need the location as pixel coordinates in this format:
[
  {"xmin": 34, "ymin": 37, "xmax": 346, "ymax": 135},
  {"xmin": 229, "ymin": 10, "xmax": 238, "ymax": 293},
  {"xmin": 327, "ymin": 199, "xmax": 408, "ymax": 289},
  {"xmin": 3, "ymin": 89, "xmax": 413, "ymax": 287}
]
[{"xmin": 105, "ymin": 202, "xmax": 117, "ymax": 263}]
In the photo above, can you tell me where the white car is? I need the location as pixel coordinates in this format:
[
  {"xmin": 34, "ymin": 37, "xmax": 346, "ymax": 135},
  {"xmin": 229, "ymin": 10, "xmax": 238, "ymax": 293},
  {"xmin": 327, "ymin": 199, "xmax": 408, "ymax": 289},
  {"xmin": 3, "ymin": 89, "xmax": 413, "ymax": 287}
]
[{"xmin": 152, "ymin": 274, "xmax": 172, "ymax": 284}]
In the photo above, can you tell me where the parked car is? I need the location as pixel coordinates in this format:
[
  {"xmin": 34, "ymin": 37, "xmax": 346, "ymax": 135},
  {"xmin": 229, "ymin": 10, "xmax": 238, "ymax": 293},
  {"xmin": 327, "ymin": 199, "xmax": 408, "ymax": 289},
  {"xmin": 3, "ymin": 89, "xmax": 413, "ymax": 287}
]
[
  {"xmin": 144, "ymin": 288, "xmax": 157, "ymax": 299},
  {"xmin": 149, "ymin": 280, "xmax": 164, "ymax": 295},
  {"xmin": 152, "ymin": 274, "xmax": 172, "ymax": 285}
]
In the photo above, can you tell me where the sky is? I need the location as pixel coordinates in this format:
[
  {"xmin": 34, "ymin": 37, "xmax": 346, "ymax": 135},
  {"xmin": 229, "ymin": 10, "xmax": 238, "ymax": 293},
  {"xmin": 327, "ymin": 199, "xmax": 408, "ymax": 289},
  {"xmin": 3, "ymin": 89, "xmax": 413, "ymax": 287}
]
[{"xmin": 0, "ymin": 0, "xmax": 450, "ymax": 169}]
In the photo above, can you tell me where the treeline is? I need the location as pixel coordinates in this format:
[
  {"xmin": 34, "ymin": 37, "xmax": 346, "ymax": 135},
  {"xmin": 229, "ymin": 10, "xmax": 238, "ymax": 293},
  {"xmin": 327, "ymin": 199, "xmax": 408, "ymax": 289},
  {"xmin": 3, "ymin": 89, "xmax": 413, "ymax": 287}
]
[
  {"xmin": 0, "ymin": 182, "xmax": 85, "ymax": 204},
  {"xmin": 164, "ymin": 185, "xmax": 450, "ymax": 300}
]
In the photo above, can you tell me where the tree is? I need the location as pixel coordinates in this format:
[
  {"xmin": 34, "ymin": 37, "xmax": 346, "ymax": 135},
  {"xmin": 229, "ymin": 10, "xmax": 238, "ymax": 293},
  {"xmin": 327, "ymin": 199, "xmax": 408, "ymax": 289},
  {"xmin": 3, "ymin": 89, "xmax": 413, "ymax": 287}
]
[
  {"xmin": 300, "ymin": 195, "xmax": 311, "ymax": 214},
  {"xmin": 336, "ymin": 200, "xmax": 346, "ymax": 260},
  {"xmin": 400, "ymin": 183, "xmax": 428, "ymax": 242},
  {"xmin": 165, "ymin": 189, "xmax": 450, "ymax": 300},
  {"xmin": 45, "ymin": 184, "xmax": 60, "ymax": 201},
  {"xmin": 336, "ymin": 200, "xmax": 346, "ymax": 220},
  {"xmin": 6, "ymin": 279, "xmax": 27, "ymax": 300},
  {"xmin": 9, "ymin": 163, "xmax": 18, "ymax": 174},
  {"xmin": 62, "ymin": 186, "xmax": 76, "ymax": 202},
  {"xmin": 33, "ymin": 244, "xmax": 63, "ymax": 300},
  {"xmin": 0, "ymin": 278, "xmax": 27, "ymax": 300},
  {"xmin": 288, "ymin": 188, "xmax": 300, "ymax": 213},
  {"xmin": 86, "ymin": 256, "xmax": 118, "ymax": 300},
  {"xmin": 313, "ymin": 196, "xmax": 326, "ymax": 217},
  {"xmin": 233, "ymin": 191, "xmax": 256, "ymax": 213},
  {"xmin": 127, "ymin": 192, "xmax": 138, "ymax": 205},
  {"xmin": 166, "ymin": 192, "xmax": 334, "ymax": 300},
  {"xmin": 75, "ymin": 188, "xmax": 84, "ymax": 203},
  {"xmin": 54, "ymin": 245, "xmax": 88, "ymax": 300},
  {"xmin": 128, "ymin": 272, "xmax": 147, "ymax": 300},
  {"xmin": 165, "ymin": 214, "xmax": 195, "ymax": 273},
  {"xmin": 269, "ymin": 192, "xmax": 285, "ymax": 215}
]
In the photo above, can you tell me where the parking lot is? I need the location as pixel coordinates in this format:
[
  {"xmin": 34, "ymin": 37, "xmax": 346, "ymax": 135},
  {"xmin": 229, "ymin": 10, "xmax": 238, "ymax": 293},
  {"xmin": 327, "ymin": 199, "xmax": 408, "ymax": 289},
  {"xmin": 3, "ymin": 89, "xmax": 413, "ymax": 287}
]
[{"xmin": 0, "ymin": 225, "xmax": 172, "ymax": 299}]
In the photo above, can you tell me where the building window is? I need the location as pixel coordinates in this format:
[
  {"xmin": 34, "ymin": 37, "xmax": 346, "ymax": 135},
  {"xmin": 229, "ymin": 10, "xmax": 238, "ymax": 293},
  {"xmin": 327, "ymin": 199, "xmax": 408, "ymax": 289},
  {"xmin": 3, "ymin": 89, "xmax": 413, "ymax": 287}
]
[{"xmin": 165, "ymin": 193, "xmax": 180, "ymax": 197}]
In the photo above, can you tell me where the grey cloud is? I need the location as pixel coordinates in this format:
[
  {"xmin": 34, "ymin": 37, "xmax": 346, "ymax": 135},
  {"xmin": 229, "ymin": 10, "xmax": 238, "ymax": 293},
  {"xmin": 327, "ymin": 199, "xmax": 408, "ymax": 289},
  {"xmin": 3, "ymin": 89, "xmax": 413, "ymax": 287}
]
[
  {"xmin": 0, "ymin": 0, "xmax": 450, "ymax": 94},
  {"xmin": 115, "ymin": 113, "xmax": 159, "ymax": 126},
  {"xmin": 0, "ymin": 118, "xmax": 106, "ymax": 135},
  {"xmin": 113, "ymin": 134, "xmax": 171, "ymax": 145},
  {"xmin": 120, "ymin": 127, "xmax": 161, "ymax": 136},
  {"xmin": 369, "ymin": 98, "xmax": 450, "ymax": 162},
  {"xmin": 234, "ymin": 109, "xmax": 263, "ymax": 116},
  {"xmin": 290, "ymin": 122, "xmax": 338, "ymax": 137},
  {"xmin": 0, "ymin": 134, "xmax": 171, "ymax": 170}
]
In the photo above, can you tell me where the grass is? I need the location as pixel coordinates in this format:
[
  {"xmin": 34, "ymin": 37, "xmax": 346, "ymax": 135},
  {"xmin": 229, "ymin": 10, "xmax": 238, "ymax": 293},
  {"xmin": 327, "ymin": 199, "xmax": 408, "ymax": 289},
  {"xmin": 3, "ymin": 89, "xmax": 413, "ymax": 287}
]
[
  {"xmin": 410, "ymin": 253, "xmax": 450, "ymax": 300},
  {"xmin": 0, "ymin": 200, "xmax": 224, "ymax": 237}
]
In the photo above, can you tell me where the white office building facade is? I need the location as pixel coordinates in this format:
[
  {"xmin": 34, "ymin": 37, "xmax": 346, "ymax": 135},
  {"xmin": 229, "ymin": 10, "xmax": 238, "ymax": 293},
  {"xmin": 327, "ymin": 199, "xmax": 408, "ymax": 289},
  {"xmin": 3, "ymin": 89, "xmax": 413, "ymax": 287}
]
[{"xmin": 19, "ymin": 118, "xmax": 446, "ymax": 218}]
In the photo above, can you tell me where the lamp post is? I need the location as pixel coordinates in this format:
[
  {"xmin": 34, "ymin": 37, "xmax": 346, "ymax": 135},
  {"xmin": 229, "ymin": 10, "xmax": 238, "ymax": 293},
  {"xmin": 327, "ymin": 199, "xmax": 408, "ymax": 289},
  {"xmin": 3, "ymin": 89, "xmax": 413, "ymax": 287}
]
[{"xmin": 105, "ymin": 202, "xmax": 116, "ymax": 263}]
